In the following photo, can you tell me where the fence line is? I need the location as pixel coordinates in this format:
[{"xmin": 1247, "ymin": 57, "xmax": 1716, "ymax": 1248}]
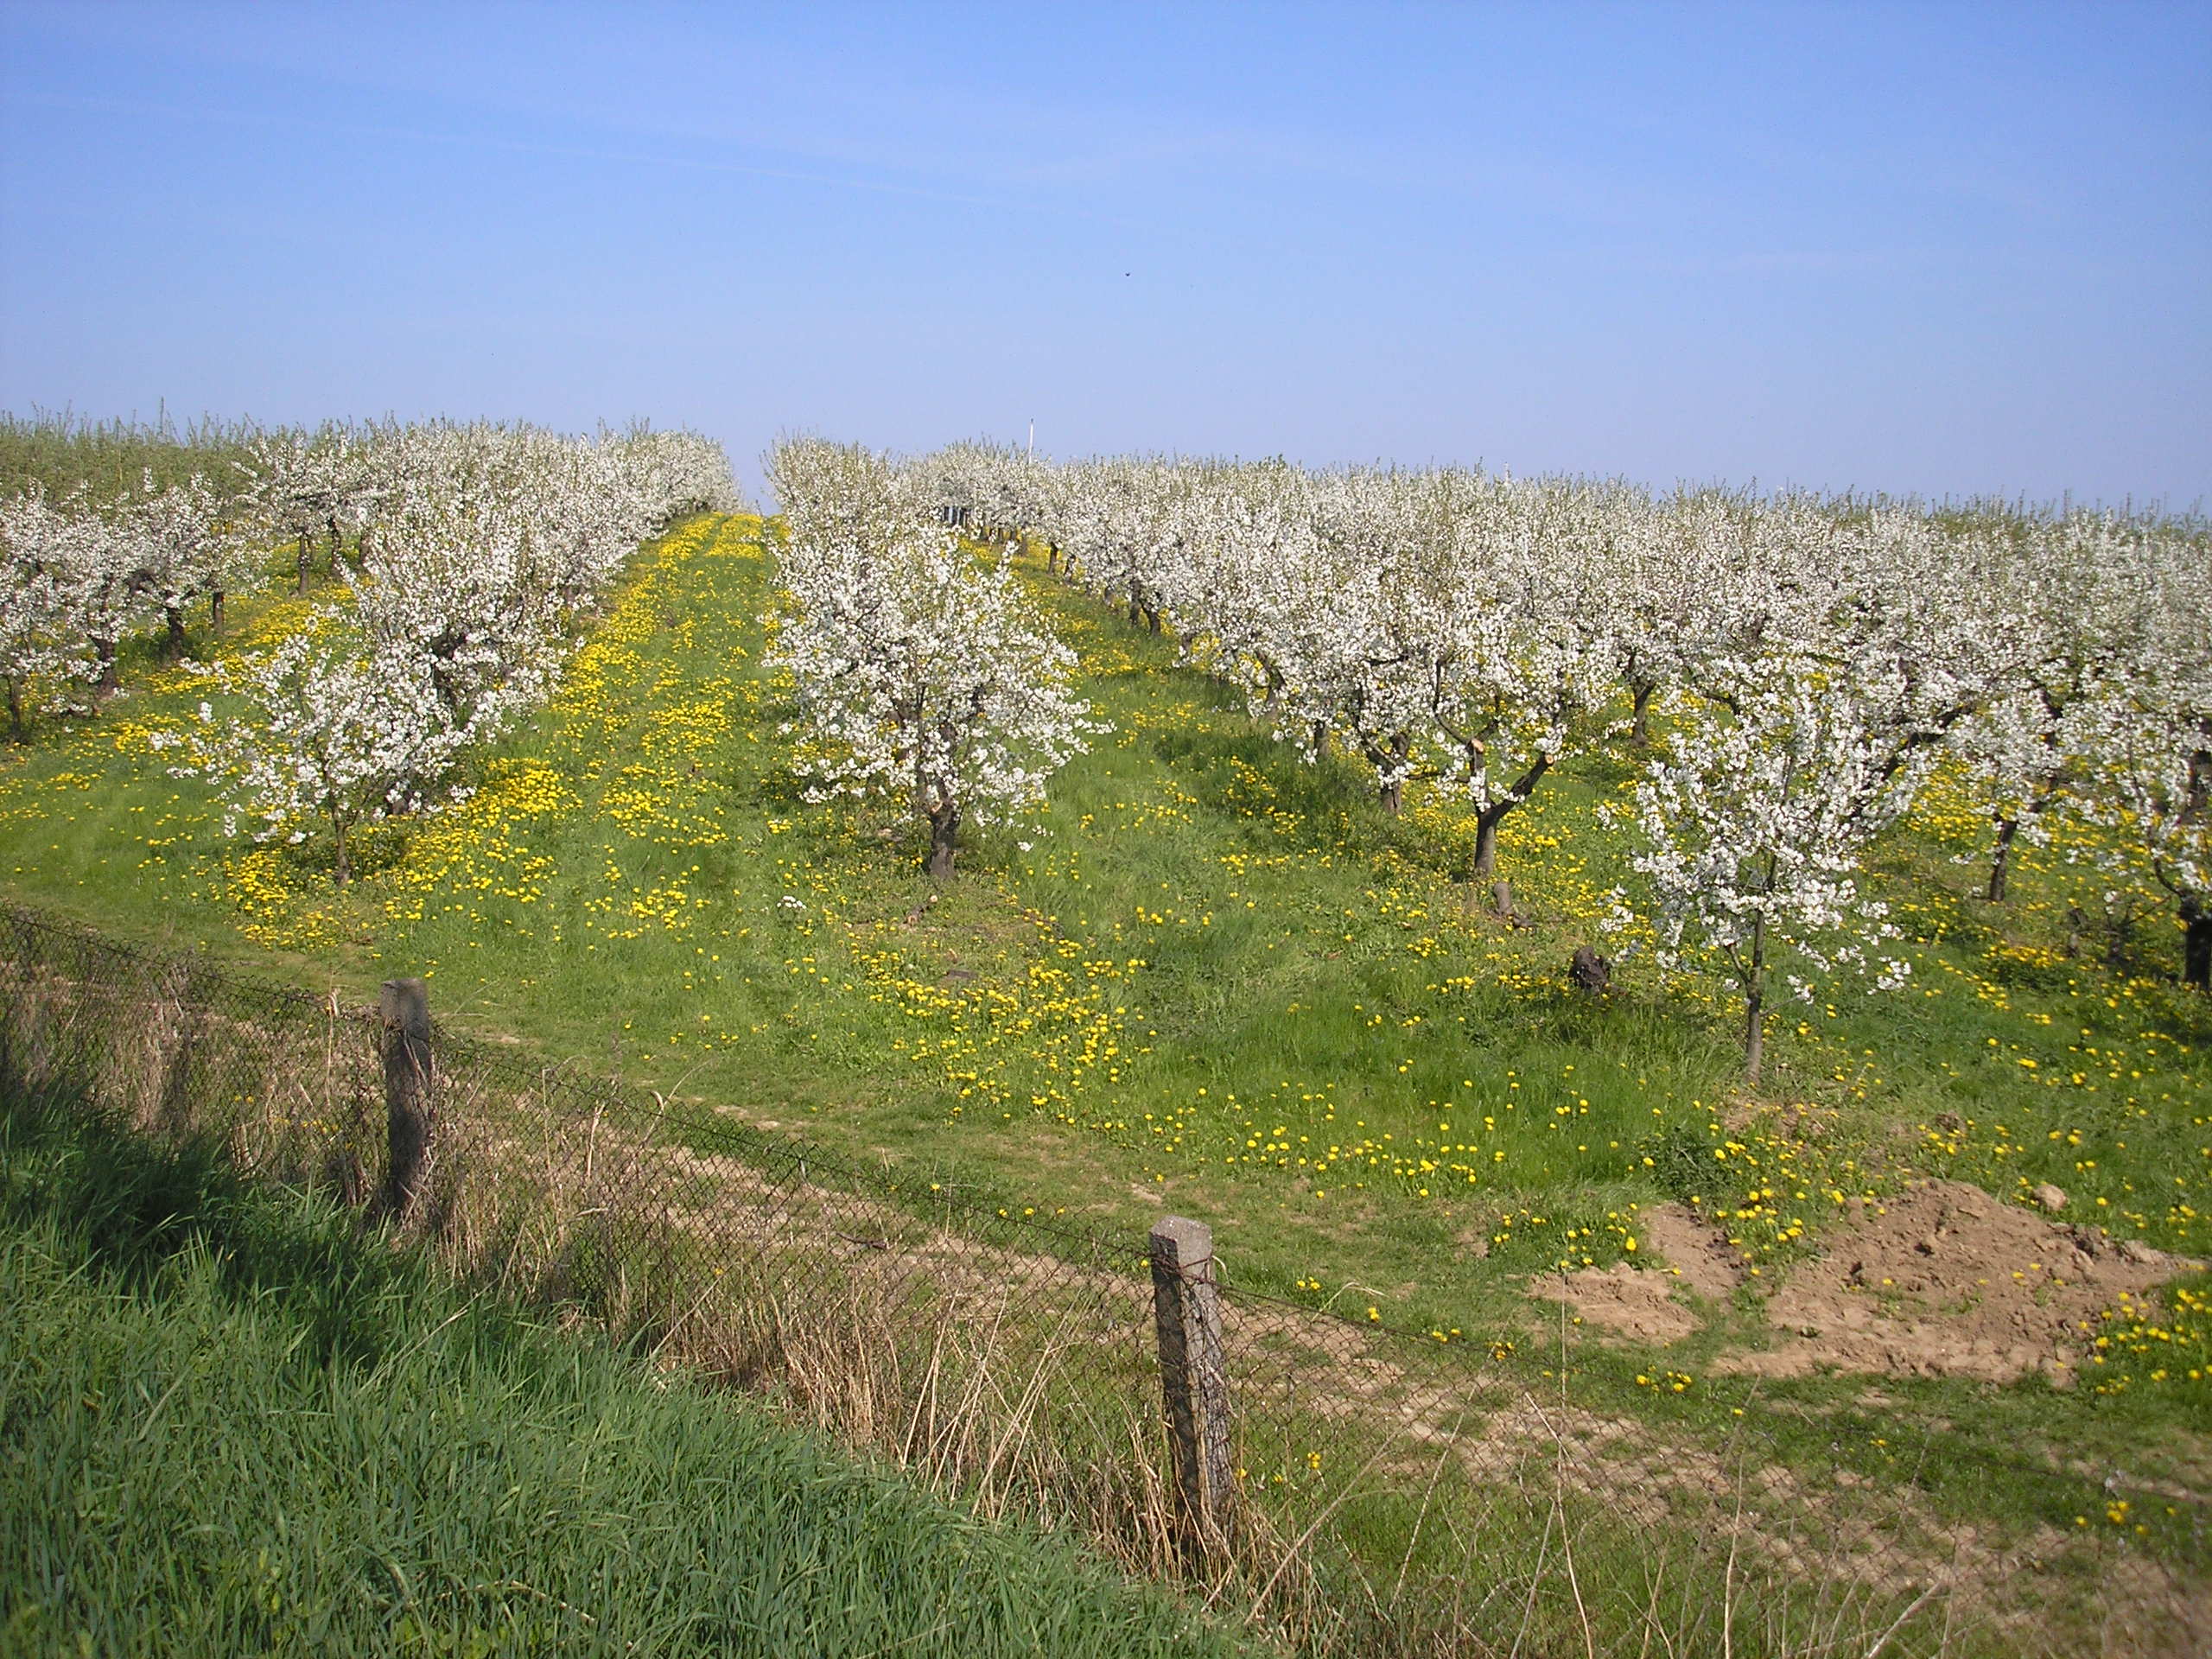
[{"xmin": 1, "ymin": 901, "xmax": 2195, "ymax": 1657}]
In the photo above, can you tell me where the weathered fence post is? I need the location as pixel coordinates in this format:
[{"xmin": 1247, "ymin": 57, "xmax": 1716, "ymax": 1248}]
[
  {"xmin": 378, "ymin": 977, "xmax": 434, "ymax": 1222},
  {"xmin": 1150, "ymin": 1214, "xmax": 1236, "ymax": 1562}
]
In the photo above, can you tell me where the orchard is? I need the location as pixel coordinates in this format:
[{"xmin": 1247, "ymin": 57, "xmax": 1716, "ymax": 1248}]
[{"xmin": 902, "ymin": 443, "xmax": 2212, "ymax": 1072}]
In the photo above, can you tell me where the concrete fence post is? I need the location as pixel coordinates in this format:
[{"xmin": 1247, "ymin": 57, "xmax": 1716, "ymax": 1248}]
[
  {"xmin": 1149, "ymin": 1214, "xmax": 1236, "ymax": 1561},
  {"xmin": 378, "ymin": 977, "xmax": 435, "ymax": 1222}
]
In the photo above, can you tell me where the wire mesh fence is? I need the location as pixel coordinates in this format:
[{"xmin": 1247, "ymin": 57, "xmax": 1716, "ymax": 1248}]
[{"xmin": 2, "ymin": 901, "xmax": 2200, "ymax": 1656}]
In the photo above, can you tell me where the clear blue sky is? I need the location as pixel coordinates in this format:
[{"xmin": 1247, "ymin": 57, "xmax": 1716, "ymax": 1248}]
[{"xmin": 3, "ymin": 1, "xmax": 2207, "ymax": 507}]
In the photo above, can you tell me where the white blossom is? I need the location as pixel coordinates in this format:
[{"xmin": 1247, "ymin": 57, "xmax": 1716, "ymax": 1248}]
[
  {"xmin": 769, "ymin": 439, "xmax": 1103, "ymax": 876},
  {"xmin": 0, "ymin": 486, "xmax": 99, "ymax": 736},
  {"xmin": 169, "ymin": 621, "xmax": 468, "ymax": 886},
  {"xmin": 165, "ymin": 421, "xmax": 738, "ymax": 881}
]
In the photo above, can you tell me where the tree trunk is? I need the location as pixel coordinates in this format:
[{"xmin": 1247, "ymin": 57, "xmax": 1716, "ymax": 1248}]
[
  {"xmin": 163, "ymin": 604, "xmax": 188, "ymax": 656},
  {"xmin": 1463, "ymin": 756, "xmax": 1551, "ymax": 918},
  {"xmin": 2184, "ymin": 896, "xmax": 2211, "ymax": 991},
  {"xmin": 1986, "ymin": 815, "xmax": 2020, "ymax": 903},
  {"xmin": 1470, "ymin": 808, "xmax": 1516, "ymax": 917},
  {"xmin": 5, "ymin": 678, "xmax": 22, "ymax": 742},
  {"xmin": 925, "ymin": 801, "xmax": 961, "ymax": 880},
  {"xmin": 332, "ymin": 816, "xmax": 353, "ymax": 888},
  {"xmin": 296, "ymin": 537, "xmax": 311, "ymax": 595},
  {"xmin": 96, "ymin": 639, "xmax": 119, "ymax": 694},
  {"xmin": 1371, "ymin": 739, "xmax": 1407, "ymax": 818},
  {"xmin": 1630, "ymin": 678, "xmax": 1656, "ymax": 748},
  {"xmin": 1128, "ymin": 580, "xmax": 1142, "ymax": 626},
  {"xmin": 1259, "ymin": 663, "xmax": 1283, "ymax": 715},
  {"xmin": 1473, "ymin": 810, "xmax": 1501, "ymax": 879},
  {"xmin": 210, "ymin": 588, "xmax": 226, "ymax": 636}
]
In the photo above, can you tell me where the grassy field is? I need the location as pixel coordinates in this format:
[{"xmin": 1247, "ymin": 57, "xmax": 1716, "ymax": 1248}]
[
  {"xmin": 0, "ymin": 1084, "xmax": 1251, "ymax": 1658},
  {"xmin": 2, "ymin": 510, "xmax": 2207, "ymax": 1626}
]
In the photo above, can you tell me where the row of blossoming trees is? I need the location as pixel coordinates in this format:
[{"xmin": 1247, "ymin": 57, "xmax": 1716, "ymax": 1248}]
[
  {"xmin": 772, "ymin": 439, "xmax": 2209, "ymax": 1079},
  {"xmin": 3, "ymin": 421, "xmax": 739, "ymax": 884}
]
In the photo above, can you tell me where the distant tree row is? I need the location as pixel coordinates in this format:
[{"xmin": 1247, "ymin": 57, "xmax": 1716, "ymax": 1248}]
[{"xmin": 0, "ymin": 409, "xmax": 273, "ymax": 501}]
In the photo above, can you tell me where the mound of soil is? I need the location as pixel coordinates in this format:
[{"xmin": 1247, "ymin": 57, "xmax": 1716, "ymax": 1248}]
[
  {"xmin": 1528, "ymin": 1185, "xmax": 2204, "ymax": 1384},
  {"xmin": 1643, "ymin": 1202, "xmax": 1750, "ymax": 1300},
  {"xmin": 1716, "ymin": 1179, "xmax": 2203, "ymax": 1385}
]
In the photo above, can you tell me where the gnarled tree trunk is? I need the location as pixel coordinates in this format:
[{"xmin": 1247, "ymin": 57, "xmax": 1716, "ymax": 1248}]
[
  {"xmin": 1743, "ymin": 974, "xmax": 1766, "ymax": 1084},
  {"xmin": 1461, "ymin": 753, "xmax": 1552, "ymax": 918},
  {"xmin": 1629, "ymin": 677, "xmax": 1657, "ymax": 748},
  {"xmin": 1370, "ymin": 734, "xmax": 1412, "ymax": 816},
  {"xmin": 1986, "ymin": 815, "xmax": 2020, "ymax": 902},
  {"xmin": 1741, "ymin": 860, "xmax": 1774, "ymax": 1084},
  {"xmin": 925, "ymin": 799, "xmax": 961, "ymax": 880},
  {"xmin": 1468, "ymin": 809, "xmax": 1517, "ymax": 918}
]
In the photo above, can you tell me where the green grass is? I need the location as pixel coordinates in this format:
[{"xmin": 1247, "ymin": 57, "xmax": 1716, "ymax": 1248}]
[
  {"xmin": 0, "ymin": 1087, "xmax": 1249, "ymax": 1659},
  {"xmin": 1, "ymin": 511, "xmax": 2207, "ymax": 1613},
  {"xmin": 0, "ymin": 407, "xmax": 271, "ymax": 501}
]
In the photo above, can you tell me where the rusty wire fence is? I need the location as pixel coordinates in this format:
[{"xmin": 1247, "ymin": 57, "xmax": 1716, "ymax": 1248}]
[{"xmin": 1, "ymin": 902, "xmax": 2198, "ymax": 1657}]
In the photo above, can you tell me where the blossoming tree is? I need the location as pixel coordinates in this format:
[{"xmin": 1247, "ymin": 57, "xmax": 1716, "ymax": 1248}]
[
  {"xmin": 771, "ymin": 439, "xmax": 1102, "ymax": 877},
  {"xmin": 165, "ymin": 624, "xmax": 468, "ymax": 886},
  {"xmin": 0, "ymin": 487, "xmax": 97, "ymax": 738}
]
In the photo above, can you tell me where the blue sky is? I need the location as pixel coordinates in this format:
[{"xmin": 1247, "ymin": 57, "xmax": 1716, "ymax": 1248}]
[{"xmin": 3, "ymin": 2, "xmax": 2207, "ymax": 505}]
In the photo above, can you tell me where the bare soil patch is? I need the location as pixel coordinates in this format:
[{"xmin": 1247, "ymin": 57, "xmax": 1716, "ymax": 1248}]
[
  {"xmin": 1530, "ymin": 1260, "xmax": 1700, "ymax": 1343},
  {"xmin": 1524, "ymin": 1182, "xmax": 2207, "ymax": 1386},
  {"xmin": 1716, "ymin": 1179, "xmax": 2205, "ymax": 1384},
  {"xmin": 1528, "ymin": 1202, "xmax": 1745, "ymax": 1342},
  {"xmin": 1643, "ymin": 1200, "xmax": 1750, "ymax": 1300}
]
